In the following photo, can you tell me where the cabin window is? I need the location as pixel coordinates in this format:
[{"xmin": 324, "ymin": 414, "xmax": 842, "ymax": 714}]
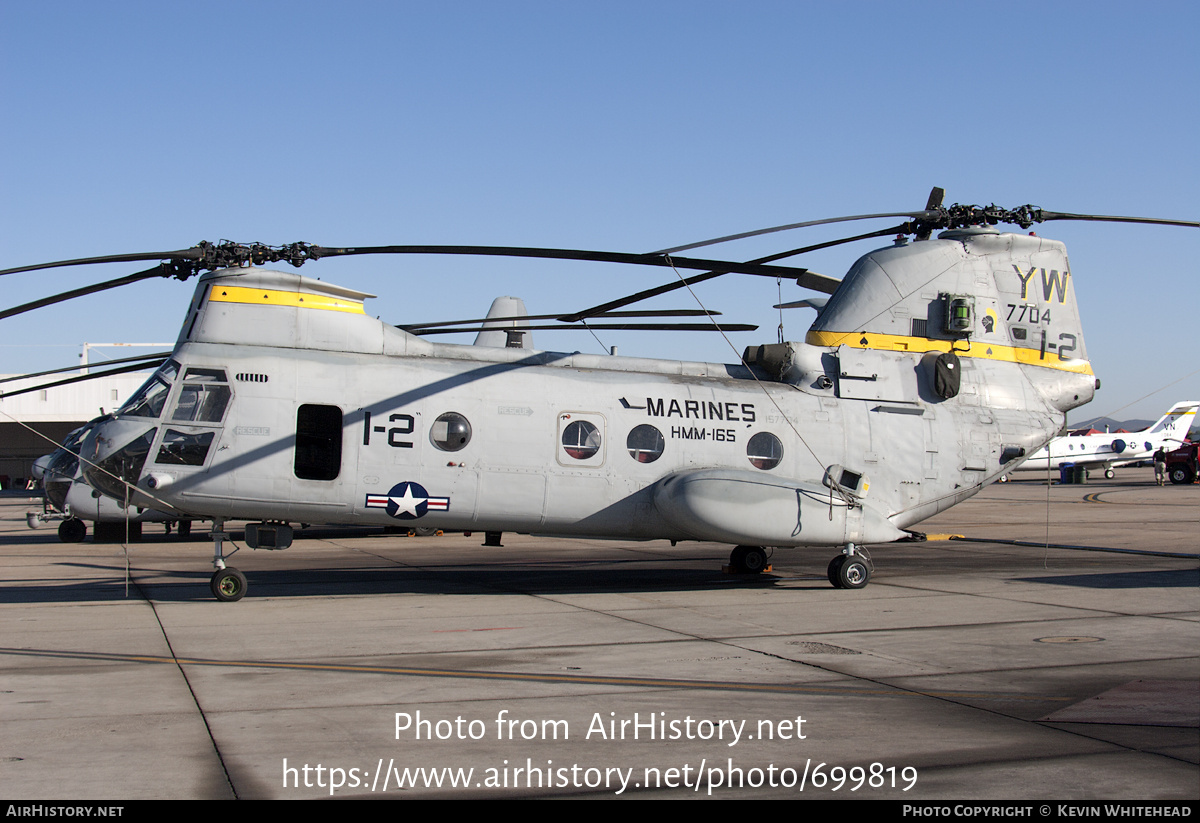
[
  {"xmin": 294, "ymin": 404, "xmax": 342, "ymax": 481},
  {"xmin": 626, "ymin": 425, "xmax": 665, "ymax": 463},
  {"xmin": 430, "ymin": 412, "xmax": 472, "ymax": 451},
  {"xmin": 747, "ymin": 432, "xmax": 783, "ymax": 471},
  {"xmin": 562, "ymin": 420, "xmax": 601, "ymax": 460},
  {"xmin": 155, "ymin": 429, "xmax": 216, "ymax": 466}
]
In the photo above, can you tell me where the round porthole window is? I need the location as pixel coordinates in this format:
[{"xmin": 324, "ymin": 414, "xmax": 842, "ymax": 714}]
[
  {"xmin": 626, "ymin": 424, "xmax": 665, "ymax": 463},
  {"xmin": 430, "ymin": 412, "xmax": 472, "ymax": 451},
  {"xmin": 747, "ymin": 431, "xmax": 783, "ymax": 470},
  {"xmin": 562, "ymin": 420, "xmax": 601, "ymax": 460}
]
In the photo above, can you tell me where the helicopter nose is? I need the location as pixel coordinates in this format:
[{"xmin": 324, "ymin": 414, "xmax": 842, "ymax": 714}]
[{"xmin": 81, "ymin": 419, "xmax": 158, "ymax": 503}]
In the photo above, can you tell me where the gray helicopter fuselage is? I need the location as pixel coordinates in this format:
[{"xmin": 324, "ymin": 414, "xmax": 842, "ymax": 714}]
[{"xmin": 82, "ymin": 228, "xmax": 1095, "ymax": 550}]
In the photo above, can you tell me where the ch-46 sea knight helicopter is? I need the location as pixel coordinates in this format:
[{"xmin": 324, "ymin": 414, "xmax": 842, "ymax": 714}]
[{"xmin": 3, "ymin": 190, "xmax": 1195, "ymax": 601}]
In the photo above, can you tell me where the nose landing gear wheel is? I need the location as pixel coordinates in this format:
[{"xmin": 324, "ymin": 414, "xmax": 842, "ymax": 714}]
[
  {"xmin": 58, "ymin": 518, "xmax": 87, "ymax": 543},
  {"xmin": 211, "ymin": 568, "xmax": 247, "ymax": 602}
]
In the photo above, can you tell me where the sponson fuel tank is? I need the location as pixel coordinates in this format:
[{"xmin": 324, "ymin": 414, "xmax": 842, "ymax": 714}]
[{"xmin": 653, "ymin": 469, "xmax": 907, "ymax": 546}]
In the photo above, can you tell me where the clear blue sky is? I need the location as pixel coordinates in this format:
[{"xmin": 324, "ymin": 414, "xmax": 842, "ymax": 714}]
[{"xmin": 2, "ymin": 1, "xmax": 1196, "ymax": 423}]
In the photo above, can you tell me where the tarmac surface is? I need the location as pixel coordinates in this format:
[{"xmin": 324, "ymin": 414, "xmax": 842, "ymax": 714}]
[{"xmin": 1, "ymin": 467, "xmax": 1197, "ymax": 800}]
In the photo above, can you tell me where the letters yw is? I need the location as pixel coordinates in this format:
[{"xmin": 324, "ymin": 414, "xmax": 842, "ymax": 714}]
[{"xmin": 1013, "ymin": 265, "xmax": 1070, "ymax": 303}]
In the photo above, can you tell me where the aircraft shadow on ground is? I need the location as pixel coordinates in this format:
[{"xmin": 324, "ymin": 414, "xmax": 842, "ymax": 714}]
[
  {"xmin": 0, "ymin": 561, "xmax": 828, "ymax": 604},
  {"xmin": 1018, "ymin": 568, "xmax": 1198, "ymax": 589}
]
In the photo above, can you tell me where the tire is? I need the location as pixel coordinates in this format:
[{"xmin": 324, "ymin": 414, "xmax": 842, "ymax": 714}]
[
  {"xmin": 740, "ymin": 546, "xmax": 768, "ymax": 574},
  {"xmin": 827, "ymin": 555, "xmax": 846, "ymax": 587},
  {"xmin": 1169, "ymin": 465, "xmax": 1194, "ymax": 485},
  {"xmin": 1104, "ymin": 468, "xmax": 1115, "ymax": 480},
  {"xmin": 211, "ymin": 568, "xmax": 247, "ymax": 602},
  {"xmin": 837, "ymin": 558, "xmax": 870, "ymax": 589},
  {"xmin": 730, "ymin": 545, "xmax": 767, "ymax": 574},
  {"xmin": 58, "ymin": 518, "xmax": 86, "ymax": 543},
  {"xmin": 177, "ymin": 520, "xmax": 192, "ymax": 538}
]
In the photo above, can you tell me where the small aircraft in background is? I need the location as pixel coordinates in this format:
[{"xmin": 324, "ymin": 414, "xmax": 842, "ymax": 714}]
[{"xmin": 1005, "ymin": 401, "xmax": 1199, "ymax": 479}]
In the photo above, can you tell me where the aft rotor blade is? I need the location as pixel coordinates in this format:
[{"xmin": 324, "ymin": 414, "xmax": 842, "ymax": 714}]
[
  {"xmin": 0, "ymin": 264, "xmax": 177, "ymax": 321},
  {"xmin": 1036, "ymin": 211, "xmax": 1200, "ymax": 229},
  {"xmin": 654, "ymin": 211, "xmax": 939, "ymax": 255},
  {"xmin": 0, "ymin": 351, "xmax": 173, "ymax": 385},
  {"xmin": 557, "ymin": 269, "xmax": 731, "ymax": 322},
  {"xmin": 557, "ymin": 228, "xmax": 897, "ymax": 322},
  {"xmin": 0, "ymin": 360, "xmax": 166, "ymax": 400}
]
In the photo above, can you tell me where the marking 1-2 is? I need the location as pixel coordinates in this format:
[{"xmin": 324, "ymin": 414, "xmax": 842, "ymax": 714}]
[{"xmin": 363, "ymin": 411, "xmax": 415, "ymax": 448}]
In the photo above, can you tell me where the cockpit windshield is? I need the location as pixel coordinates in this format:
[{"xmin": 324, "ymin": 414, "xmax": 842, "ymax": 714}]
[
  {"xmin": 118, "ymin": 359, "xmax": 180, "ymax": 419},
  {"xmin": 61, "ymin": 425, "xmax": 88, "ymax": 453}
]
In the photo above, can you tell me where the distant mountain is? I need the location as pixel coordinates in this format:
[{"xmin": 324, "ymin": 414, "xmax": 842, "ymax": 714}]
[{"xmin": 1069, "ymin": 415, "xmax": 1150, "ymax": 432}]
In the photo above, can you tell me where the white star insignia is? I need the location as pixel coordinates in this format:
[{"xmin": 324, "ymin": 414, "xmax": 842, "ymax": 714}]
[{"xmin": 390, "ymin": 484, "xmax": 427, "ymax": 517}]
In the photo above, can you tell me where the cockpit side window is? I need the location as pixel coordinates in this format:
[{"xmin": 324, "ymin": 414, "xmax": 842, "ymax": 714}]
[{"xmin": 171, "ymin": 368, "xmax": 232, "ymax": 423}]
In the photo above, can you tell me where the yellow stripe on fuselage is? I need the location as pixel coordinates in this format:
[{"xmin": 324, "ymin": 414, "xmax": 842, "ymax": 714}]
[
  {"xmin": 805, "ymin": 330, "xmax": 1094, "ymax": 375},
  {"xmin": 208, "ymin": 285, "xmax": 366, "ymax": 314}
]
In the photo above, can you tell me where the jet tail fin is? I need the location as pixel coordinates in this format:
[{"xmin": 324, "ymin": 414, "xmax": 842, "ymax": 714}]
[{"xmin": 1145, "ymin": 401, "xmax": 1200, "ymax": 435}]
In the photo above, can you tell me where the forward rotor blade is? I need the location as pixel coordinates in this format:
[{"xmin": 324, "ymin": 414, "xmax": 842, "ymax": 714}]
[
  {"xmin": 411, "ymin": 323, "xmax": 757, "ymax": 335},
  {"xmin": 0, "ymin": 351, "xmax": 173, "ymax": 385},
  {"xmin": 401, "ymin": 309, "xmax": 721, "ymax": 331},
  {"xmin": 0, "ymin": 249, "xmax": 200, "ymax": 278},
  {"xmin": 0, "ymin": 360, "xmax": 166, "ymax": 400},
  {"xmin": 3, "ymin": 242, "xmax": 811, "ymax": 281},
  {"xmin": 0, "ymin": 264, "xmax": 176, "ymax": 321},
  {"xmin": 308, "ymin": 244, "xmax": 810, "ymax": 279}
]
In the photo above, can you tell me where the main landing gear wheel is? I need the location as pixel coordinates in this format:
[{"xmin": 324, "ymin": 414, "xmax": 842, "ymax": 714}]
[
  {"xmin": 1104, "ymin": 468, "xmax": 1115, "ymax": 480},
  {"xmin": 827, "ymin": 554, "xmax": 870, "ymax": 589},
  {"xmin": 211, "ymin": 568, "xmax": 247, "ymax": 602},
  {"xmin": 58, "ymin": 518, "xmax": 86, "ymax": 543},
  {"xmin": 729, "ymin": 545, "xmax": 768, "ymax": 574}
]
